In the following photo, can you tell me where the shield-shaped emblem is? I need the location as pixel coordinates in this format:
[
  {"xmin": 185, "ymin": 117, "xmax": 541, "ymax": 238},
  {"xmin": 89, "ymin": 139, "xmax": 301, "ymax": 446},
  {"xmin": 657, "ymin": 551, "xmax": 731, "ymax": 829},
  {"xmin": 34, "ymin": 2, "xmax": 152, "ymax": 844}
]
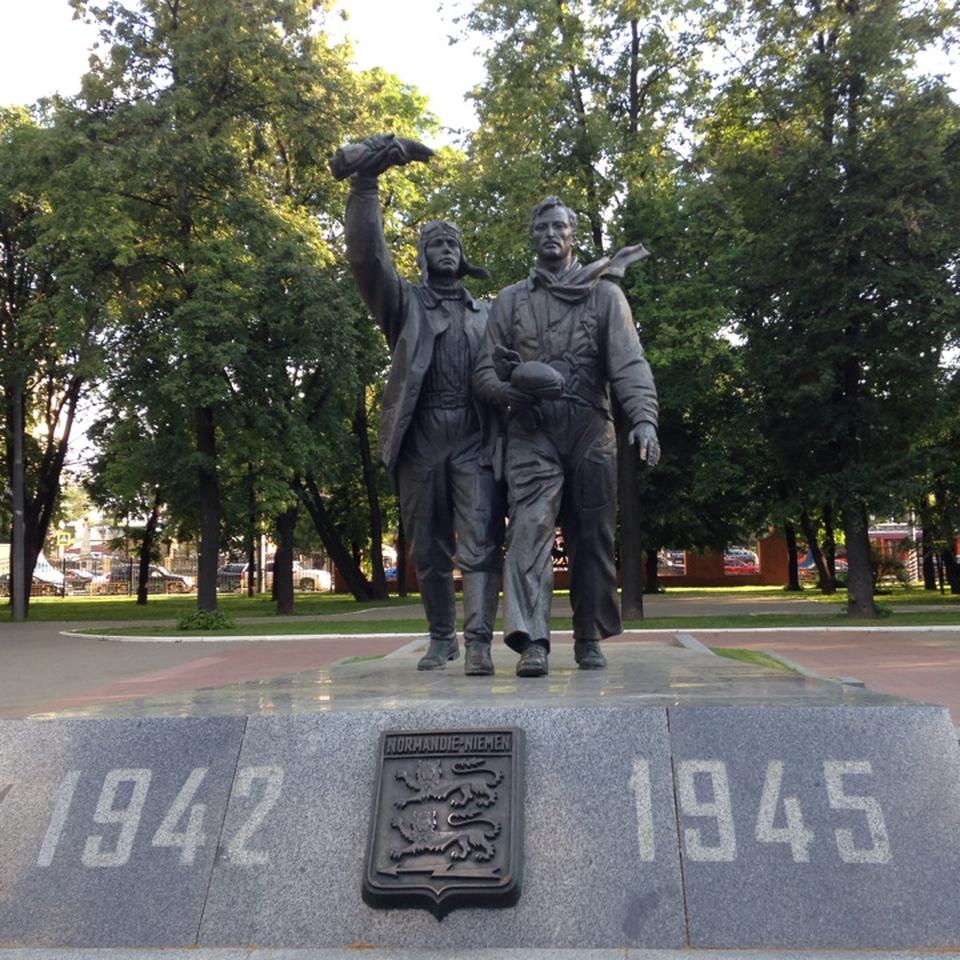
[{"xmin": 363, "ymin": 727, "xmax": 524, "ymax": 918}]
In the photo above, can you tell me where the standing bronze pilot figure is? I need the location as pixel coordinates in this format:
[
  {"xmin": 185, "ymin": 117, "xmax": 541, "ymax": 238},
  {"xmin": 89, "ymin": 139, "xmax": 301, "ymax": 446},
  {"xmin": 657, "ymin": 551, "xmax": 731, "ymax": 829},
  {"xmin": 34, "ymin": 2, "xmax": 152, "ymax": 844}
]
[
  {"xmin": 474, "ymin": 196, "xmax": 659, "ymax": 678},
  {"xmin": 333, "ymin": 134, "xmax": 504, "ymax": 676}
]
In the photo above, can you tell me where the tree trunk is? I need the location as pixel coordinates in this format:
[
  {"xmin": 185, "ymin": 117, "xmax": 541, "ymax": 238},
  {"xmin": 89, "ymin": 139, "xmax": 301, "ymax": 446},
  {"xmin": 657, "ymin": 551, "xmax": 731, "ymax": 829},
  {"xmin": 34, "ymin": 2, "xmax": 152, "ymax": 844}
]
[
  {"xmin": 921, "ymin": 526, "xmax": 937, "ymax": 591},
  {"xmin": 919, "ymin": 499, "xmax": 937, "ymax": 590},
  {"xmin": 353, "ymin": 389, "xmax": 388, "ymax": 600},
  {"xmin": 942, "ymin": 549, "xmax": 960, "ymax": 595},
  {"xmin": 136, "ymin": 492, "xmax": 162, "ymax": 605},
  {"xmin": 644, "ymin": 549, "xmax": 660, "ymax": 595},
  {"xmin": 9, "ymin": 379, "xmax": 27, "ymax": 619},
  {"xmin": 784, "ymin": 521, "xmax": 801, "ymax": 591},
  {"xmin": 247, "ymin": 536, "xmax": 257, "ymax": 598},
  {"xmin": 274, "ymin": 506, "xmax": 297, "ymax": 615},
  {"xmin": 617, "ymin": 415, "xmax": 644, "ymax": 619},
  {"xmin": 245, "ymin": 466, "xmax": 257, "ymax": 598},
  {"xmin": 16, "ymin": 374, "xmax": 83, "ymax": 612},
  {"xmin": 195, "ymin": 405, "xmax": 220, "ymax": 612},
  {"xmin": 823, "ymin": 502, "xmax": 837, "ymax": 586},
  {"xmin": 628, "ymin": 19, "xmax": 640, "ymax": 138},
  {"xmin": 293, "ymin": 476, "xmax": 373, "ymax": 601},
  {"xmin": 842, "ymin": 500, "xmax": 876, "ymax": 617},
  {"xmin": 799, "ymin": 509, "xmax": 834, "ymax": 594}
]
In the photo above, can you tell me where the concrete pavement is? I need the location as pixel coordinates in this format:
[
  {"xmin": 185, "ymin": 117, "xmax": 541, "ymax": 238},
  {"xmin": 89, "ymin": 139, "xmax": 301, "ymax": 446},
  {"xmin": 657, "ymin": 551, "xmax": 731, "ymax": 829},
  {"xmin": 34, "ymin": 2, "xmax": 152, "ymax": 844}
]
[{"xmin": 690, "ymin": 627, "xmax": 960, "ymax": 722}]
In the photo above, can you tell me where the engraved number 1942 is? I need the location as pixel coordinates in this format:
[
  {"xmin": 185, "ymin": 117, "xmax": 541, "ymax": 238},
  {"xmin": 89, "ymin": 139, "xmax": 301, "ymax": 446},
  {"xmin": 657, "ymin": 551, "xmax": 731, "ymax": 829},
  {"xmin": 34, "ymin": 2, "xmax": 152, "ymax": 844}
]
[{"xmin": 35, "ymin": 765, "xmax": 284, "ymax": 869}]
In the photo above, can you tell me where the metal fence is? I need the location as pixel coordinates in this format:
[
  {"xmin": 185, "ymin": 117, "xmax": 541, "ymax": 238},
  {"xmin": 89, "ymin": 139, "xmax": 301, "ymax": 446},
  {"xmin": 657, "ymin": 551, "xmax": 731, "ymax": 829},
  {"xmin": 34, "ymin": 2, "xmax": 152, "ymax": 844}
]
[
  {"xmin": 0, "ymin": 552, "xmax": 332, "ymax": 599},
  {"xmin": 0, "ymin": 554, "xmax": 198, "ymax": 599}
]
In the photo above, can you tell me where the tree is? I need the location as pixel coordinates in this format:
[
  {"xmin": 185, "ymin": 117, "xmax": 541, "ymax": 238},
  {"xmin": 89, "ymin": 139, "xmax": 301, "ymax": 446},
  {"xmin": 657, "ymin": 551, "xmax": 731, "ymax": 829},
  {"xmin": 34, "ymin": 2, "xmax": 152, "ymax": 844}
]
[
  {"xmin": 702, "ymin": 0, "xmax": 960, "ymax": 615},
  {"xmin": 615, "ymin": 175, "xmax": 763, "ymax": 587},
  {"xmin": 74, "ymin": 0, "xmax": 336, "ymax": 610},
  {"xmin": 910, "ymin": 368, "xmax": 960, "ymax": 594},
  {"xmin": 450, "ymin": 0, "xmax": 728, "ymax": 614},
  {"xmin": 1, "ymin": 106, "xmax": 115, "ymax": 615},
  {"xmin": 68, "ymin": 0, "xmax": 417, "ymax": 608},
  {"xmin": 85, "ymin": 353, "xmax": 196, "ymax": 604}
]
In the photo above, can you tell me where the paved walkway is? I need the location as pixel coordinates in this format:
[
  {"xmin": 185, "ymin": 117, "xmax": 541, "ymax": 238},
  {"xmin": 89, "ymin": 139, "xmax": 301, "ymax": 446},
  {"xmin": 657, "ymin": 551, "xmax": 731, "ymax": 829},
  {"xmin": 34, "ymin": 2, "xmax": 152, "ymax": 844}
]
[{"xmin": 688, "ymin": 628, "xmax": 960, "ymax": 722}]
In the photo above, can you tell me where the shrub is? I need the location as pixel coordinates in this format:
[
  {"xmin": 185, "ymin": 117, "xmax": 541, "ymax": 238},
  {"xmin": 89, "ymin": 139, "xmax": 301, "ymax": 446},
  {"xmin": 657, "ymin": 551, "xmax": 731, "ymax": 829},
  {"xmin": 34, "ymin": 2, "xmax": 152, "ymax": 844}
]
[{"xmin": 177, "ymin": 609, "xmax": 236, "ymax": 631}]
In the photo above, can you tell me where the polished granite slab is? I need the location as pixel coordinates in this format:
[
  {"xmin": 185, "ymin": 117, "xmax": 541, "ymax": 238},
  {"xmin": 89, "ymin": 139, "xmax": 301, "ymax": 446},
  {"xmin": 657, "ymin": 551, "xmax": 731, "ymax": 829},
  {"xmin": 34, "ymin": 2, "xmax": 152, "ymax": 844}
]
[
  {"xmin": 0, "ymin": 718, "xmax": 246, "ymax": 947},
  {"xmin": 199, "ymin": 707, "xmax": 684, "ymax": 949},
  {"xmin": 31, "ymin": 641, "xmax": 907, "ymax": 720},
  {"xmin": 4, "ymin": 951, "xmax": 960, "ymax": 959},
  {"xmin": 669, "ymin": 704, "xmax": 960, "ymax": 948}
]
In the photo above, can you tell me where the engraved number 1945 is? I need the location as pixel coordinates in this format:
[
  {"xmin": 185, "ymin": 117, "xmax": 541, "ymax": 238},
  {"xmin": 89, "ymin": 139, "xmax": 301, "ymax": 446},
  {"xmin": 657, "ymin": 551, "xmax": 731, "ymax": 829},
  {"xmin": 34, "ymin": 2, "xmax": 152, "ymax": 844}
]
[{"xmin": 628, "ymin": 757, "xmax": 892, "ymax": 865}]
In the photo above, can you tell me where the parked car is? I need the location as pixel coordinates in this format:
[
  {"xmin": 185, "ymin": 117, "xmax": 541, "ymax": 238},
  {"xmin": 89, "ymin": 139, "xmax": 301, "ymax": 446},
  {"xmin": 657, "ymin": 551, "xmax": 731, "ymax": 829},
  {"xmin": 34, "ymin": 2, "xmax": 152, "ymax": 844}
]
[
  {"xmin": 725, "ymin": 546, "xmax": 759, "ymax": 565},
  {"xmin": 94, "ymin": 563, "xmax": 193, "ymax": 594},
  {"xmin": 0, "ymin": 554, "xmax": 67, "ymax": 596},
  {"xmin": 219, "ymin": 560, "xmax": 332, "ymax": 593},
  {"xmin": 657, "ymin": 550, "xmax": 685, "ymax": 576},
  {"xmin": 264, "ymin": 560, "xmax": 332, "ymax": 592},
  {"xmin": 0, "ymin": 571, "xmax": 64, "ymax": 597},
  {"xmin": 798, "ymin": 554, "xmax": 848, "ymax": 581},
  {"xmin": 147, "ymin": 564, "xmax": 193, "ymax": 593},
  {"xmin": 63, "ymin": 566, "xmax": 95, "ymax": 594},
  {"xmin": 217, "ymin": 562, "xmax": 249, "ymax": 592},
  {"xmin": 724, "ymin": 557, "xmax": 759, "ymax": 576}
]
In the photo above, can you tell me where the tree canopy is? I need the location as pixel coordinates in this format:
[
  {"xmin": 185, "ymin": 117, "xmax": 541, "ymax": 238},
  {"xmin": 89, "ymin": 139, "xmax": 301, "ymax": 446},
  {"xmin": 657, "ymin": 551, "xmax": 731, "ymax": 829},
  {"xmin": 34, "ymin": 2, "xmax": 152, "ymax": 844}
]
[{"xmin": 3, "ymin": 0, "xmax": 959, "ymax": 617}]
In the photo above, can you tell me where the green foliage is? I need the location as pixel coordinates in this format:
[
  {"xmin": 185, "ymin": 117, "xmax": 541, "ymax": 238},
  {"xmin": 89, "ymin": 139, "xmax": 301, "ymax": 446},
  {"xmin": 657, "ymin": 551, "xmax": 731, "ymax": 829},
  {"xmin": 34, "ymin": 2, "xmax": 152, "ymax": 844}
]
[
  {"xmin": 176, "ymin": 608, "xmax": 236, "ymax": 631},
  {"xmin": 7, "ymin": 0, "xmax": 959, "ymax": 613},
  {"xmin": 442, "ymin": 0, "xmax": 725, "ymax": 286},
  {"xmin": 698, "ymin": 0, "xmax": 960, "ymax": 612},
  {"xmin": 62, "ymin": 0, "xmax": 435, "ymax": 601},
  {"xmin": 0, "ymin": 105, "xmax": 119, "ymax": 592},
  {"xmin": 617, "ymin": 176, "xmax": 761, "ymax": 551},
  {"xmin": 446, "ymin": 0, "xmax": 752, "ymax": 560}
]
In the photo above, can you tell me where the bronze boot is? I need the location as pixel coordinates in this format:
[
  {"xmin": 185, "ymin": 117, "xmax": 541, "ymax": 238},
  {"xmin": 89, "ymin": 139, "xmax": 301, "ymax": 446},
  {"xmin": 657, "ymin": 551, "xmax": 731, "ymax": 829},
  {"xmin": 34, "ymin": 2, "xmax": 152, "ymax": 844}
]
[
  {"xmin": 574, "ymin": 639, "xmax": 607, "ymax": 670},
  {"xmin": 417, "ymin": 636, "xmax": 460, "ymax": 670},
  {"xmin": 417, "ymin": 575, "xmax": 458, "ymax": 670},
  {"xmin": 516, "ymin": 641, "xmax": 549, "ymax": 677},
  {"xmin": 464, "ymin": 641, "xmax": 494, "ymax": 676},
  {"xmin": 461, "ymin": 571, "xmax": 500, "ymax": 677}
]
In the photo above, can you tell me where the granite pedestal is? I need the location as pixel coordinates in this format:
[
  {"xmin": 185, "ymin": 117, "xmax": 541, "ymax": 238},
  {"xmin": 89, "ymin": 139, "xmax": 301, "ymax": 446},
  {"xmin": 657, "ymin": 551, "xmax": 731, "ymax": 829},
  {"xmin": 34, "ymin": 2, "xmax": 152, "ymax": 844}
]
[{"xmin": 0, "ymin": 642, "xmax": 958, "ymax": 951}]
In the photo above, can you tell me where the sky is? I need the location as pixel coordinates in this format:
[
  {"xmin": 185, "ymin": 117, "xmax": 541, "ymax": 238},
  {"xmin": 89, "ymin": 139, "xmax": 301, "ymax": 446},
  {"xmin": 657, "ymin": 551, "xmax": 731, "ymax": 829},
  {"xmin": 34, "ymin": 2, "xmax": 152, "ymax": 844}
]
[
  {"xmin": 0, "ymin": 0, "xmax": 486, "ymax": 475},
  {"xmin": 0, "ymin": 0, "xmax": 485, "ymax": 136},
  {"xmin": 2, "ymin": 1, "xmax": 957, "ymax": 127}
]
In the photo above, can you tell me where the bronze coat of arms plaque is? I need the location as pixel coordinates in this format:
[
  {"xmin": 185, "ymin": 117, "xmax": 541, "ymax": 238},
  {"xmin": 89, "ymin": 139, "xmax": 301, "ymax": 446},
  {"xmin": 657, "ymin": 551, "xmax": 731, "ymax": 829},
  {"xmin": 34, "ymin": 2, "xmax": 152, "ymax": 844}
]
[{"xmin": 363, "ymin": 727, "xmax": 524, "ymax": 918}]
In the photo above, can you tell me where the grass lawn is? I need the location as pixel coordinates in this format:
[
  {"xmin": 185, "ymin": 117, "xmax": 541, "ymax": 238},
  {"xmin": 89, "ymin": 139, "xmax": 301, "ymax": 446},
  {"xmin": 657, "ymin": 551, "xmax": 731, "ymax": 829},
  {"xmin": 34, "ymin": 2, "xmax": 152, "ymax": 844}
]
[
  {"xmin": 806, "ymin": 584, "xmax": 960, "ymax": 605},
  {"xmin": 6, "ymin": 583, "xmax": 957, "ymax": 634},
  {"xmin": 651, "ymin": 585, "xmax": 795, "ymax": 597},
  {"xmin": 0, "ymin": 591, "xmax": 422, "ymax": 623},
  {"xmin": 70, "ymin": 607, "xmax": 960, "ymax": 638},
  {"xmin": 712, "ymin": 647, "xmax": 797, "ymax": 673},
  {"xmin": 659, "ymin": 583, "xmax": 960, "ymax": 605}
]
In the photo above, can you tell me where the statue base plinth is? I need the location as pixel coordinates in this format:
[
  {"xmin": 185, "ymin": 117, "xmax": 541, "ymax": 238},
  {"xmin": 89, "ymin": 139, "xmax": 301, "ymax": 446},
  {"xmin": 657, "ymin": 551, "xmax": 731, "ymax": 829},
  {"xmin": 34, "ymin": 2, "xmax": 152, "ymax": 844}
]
[{"xmin": 1, "ymin": 642, "xmax": 958, "ymax": 952}]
